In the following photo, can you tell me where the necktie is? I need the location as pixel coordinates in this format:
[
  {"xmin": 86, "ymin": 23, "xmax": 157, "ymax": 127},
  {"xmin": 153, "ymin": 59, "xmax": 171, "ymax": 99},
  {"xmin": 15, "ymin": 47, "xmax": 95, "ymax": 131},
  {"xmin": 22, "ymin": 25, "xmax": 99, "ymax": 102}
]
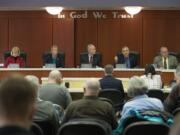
[
  {"xmin": 125, "ymin": 58, "xmax": 130, "ymax": 68},
  {"xmin": 89, "ymin": 56, "xmax": 93, "ymax": 63},
  {"xmin": 164, "ymin": 57, "xmax": 167, "ymax": 69}
]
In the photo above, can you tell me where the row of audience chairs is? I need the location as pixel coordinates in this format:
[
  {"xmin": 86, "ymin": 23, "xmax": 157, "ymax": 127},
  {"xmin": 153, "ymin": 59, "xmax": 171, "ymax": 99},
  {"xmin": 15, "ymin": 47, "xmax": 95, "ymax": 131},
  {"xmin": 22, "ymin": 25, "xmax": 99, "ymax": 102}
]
[
  {"xmin": 30, "ymin": 89, "xmax": 170, "ymax": 135},
  {"xmin": 31, "ymin": 117, "xmax": 170, "ymax": 135}
]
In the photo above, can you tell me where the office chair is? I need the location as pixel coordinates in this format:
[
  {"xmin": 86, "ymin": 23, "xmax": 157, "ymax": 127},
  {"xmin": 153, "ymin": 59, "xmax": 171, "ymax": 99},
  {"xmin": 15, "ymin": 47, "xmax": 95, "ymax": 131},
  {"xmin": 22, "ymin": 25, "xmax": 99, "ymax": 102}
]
[
  {"xmin": 57, "ymin": 118, "xmax": 111, "ymax": 135},
  {"xmin": 147, "ymin": 89, "xmax": 164, "ymax": 102},
  {"xmin": 98, "ymin": 89, "xmax": 125, "ymax": 111},
  {"xmin": 123, "ymin": 121, "xmax": 169, "ymax": 135}
]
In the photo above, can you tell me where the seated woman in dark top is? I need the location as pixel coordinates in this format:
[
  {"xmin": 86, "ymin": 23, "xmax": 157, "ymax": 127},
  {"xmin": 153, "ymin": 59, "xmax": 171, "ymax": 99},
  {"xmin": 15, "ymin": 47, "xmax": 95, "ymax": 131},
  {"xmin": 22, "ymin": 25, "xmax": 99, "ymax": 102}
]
[
  {"xmin": 164, "ymin": 84, "xmax": 180, "ymax": 113},
  {"xmin": 4, "ymin": 46, "xmax": 25, "ymax": 68}
]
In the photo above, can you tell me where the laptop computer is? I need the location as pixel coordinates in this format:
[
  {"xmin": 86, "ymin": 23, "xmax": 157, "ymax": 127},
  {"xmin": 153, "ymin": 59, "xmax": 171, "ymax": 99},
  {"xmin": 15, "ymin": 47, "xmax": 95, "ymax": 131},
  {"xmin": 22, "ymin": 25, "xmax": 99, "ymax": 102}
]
[
  {"xmin": 116, "ymin": 64, "xmax": 126, "ymax": 69},
  {"xmin": 8, "ymin": 64, "xmax": 20, "ymax": 68},
  {"xmin": 81, "ymin": 64, "xmax": 93, "ymax": 68},
  {"xmin": 44, "ymin": 63, "xmax": 56, "ymax": 68}
]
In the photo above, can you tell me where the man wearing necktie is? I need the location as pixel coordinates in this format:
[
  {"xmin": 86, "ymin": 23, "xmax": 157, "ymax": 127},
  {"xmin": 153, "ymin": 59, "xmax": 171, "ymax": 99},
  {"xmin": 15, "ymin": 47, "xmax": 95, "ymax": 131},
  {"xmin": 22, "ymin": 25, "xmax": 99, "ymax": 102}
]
[
  {"xmin": 153, "ymin": 46, "xmax": 178, "ymax": 69},
  {"xmin": 80, "ymin": 44, "xmax": 102, "ymax": 68}
]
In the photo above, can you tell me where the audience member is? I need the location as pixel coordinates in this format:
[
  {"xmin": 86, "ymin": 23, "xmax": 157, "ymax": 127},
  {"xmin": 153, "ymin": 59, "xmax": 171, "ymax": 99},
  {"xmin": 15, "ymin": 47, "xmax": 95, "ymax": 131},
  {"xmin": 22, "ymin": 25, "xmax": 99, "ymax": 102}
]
[
  {"xmin": 62, "ymin": 78, "xmax": 118, "ymax": 129},
  {"xmin": 39, "ymin": 70, "xmax": 72, "ymax": 109},
  {"xmin": 0, "ymin": 75, "xmax": 36, "ymax": 135},
  {"xmin": 120, "ymin": 76, "xmax": 164, "ymax": 120},
  {"xmin": 164, "ymin": 84, "xmax": 180, "ymax": 113},
  {"xmin": 140, "ymin": 64, "xmax": 162, "ymax": 89},
  {"xmin": 25, "ymin": 75, "xmax": 61, "ymax": 130},
  {"xmin": 99, "ymin": 64, "xmax": 124, "ymax": 95}
]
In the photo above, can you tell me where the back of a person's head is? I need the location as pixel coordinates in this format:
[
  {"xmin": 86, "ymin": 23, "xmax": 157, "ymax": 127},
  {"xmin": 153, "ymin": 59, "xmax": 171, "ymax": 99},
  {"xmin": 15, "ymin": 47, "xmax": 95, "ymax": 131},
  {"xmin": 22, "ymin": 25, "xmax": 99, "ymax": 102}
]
[
  {"xmin": 167, "ymin": 84, "xmax": 180, "ymax": 103},
  {"xmin": 0, "ymin": 75, "xmax": 37, "ymax": 124},
  {"xmin": 175, "ymin": 68, "xmax": 180, "ymax": 84},
  {"xmin": 128, "ymin": 76, "xmax": 148, "ymax": 98},
  {"xmin": 84, "ymin": 78, "xmax": 100, "ymax": 96},
  {"xmin": 144, "ymin": 64, "xmax": 156, "ymax": 76},
  {"xmin": 48, "ymin": 70, "xmax": 62, "ymax": 84},
  {"xmin": 25, "ymin": 75, "xmax": 39, "ymax": 92},
  {"xmin": 169, "ymin": 114, "xmax": 180, "ymax": 135},
  {"xmin": 104, "ymin": 64, "xmax": 114, "ymax": 75}
]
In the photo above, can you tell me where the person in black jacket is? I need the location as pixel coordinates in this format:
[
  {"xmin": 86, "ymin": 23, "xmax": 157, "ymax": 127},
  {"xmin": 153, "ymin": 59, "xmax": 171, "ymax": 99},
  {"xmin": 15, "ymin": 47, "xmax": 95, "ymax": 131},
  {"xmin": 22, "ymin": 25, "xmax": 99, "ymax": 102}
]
[
  {"xmin": 80, "ymin": 44, "xmax": 101, "ymax": 67},
  {"xmin": 99, "ymin": 64, "xmax": 124, "ymax": 94},
  {"xmin": 0, "ymin": 75, "xmax": 36, "ymax": 135},
  {"xmin": 43, "ymin": 45, "xmax": 65, "ymax": 68},
  {"xmin": 114, "ymin": 46, "xmax": 138, "ymax": 68}
]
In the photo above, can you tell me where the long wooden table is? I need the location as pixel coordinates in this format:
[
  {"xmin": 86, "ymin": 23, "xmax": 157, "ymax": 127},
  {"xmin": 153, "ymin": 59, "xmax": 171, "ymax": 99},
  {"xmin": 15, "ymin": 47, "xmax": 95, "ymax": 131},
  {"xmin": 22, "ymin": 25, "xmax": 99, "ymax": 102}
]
[{"xmin": 0, "ymin": 68, "xmax": 175, "ymax": 85}]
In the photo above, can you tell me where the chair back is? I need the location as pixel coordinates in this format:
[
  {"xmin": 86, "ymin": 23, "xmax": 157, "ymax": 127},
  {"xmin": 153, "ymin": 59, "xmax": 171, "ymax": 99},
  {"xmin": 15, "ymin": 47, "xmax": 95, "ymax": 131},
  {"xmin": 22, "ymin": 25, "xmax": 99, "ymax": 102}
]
[
  {"xmin": 4, "ymin": 50, "xmax": 27, "ymax": 63},
  {"xmin": 172, "ymin": 107, "xmax": 180, "ymax": 116},
  {"xmin": 123, "ymin": 121, "xmax": 169, "ymax": 135},
  {"xmin": 98, "ymin": 89, "xmax": 124, "ymax": 111},
  {"xmin": 58, "ymin": 118, "xmax": 111, "ymax": 135},
  {"xmin": 30, "ymin": 122, "xmax": 44, "ymax": 135},
  {"xmin": 34, "ymin": 121, "xmax": 56, "ymax": 135},
  {"xmin": 147, "ymin": 89, "xmax": 164, "ymax": 101}
]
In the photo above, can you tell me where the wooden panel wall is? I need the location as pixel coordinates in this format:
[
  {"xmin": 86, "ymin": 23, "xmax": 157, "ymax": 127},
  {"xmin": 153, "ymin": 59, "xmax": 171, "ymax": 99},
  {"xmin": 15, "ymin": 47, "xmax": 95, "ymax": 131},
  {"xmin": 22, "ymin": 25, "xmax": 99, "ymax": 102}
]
[
  {"xmin": 0, "ymin": 11, "xmax": 74, "ymax": 67},
  {"xmin": 0, "ymin": 10, "xmax": 180, "ymax": 67},
  {"xmin": 143, "ymin": 11, "xmax": 180, "ymax": 66}
]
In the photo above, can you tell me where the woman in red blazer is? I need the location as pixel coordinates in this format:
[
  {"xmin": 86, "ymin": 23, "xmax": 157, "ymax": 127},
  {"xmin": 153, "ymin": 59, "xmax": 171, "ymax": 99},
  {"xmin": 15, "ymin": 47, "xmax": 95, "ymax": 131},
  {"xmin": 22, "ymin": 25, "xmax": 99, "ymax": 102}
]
[{"xmin": 4, "ymin": 46, "xmax": 25, "ymax": 68}]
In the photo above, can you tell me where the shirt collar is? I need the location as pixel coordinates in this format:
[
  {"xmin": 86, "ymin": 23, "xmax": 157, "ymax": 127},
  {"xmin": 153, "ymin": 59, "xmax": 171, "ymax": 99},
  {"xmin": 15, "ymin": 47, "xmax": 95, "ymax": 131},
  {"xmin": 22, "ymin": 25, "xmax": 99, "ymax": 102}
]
[
  {"xmin": 83, "ymin": 96, "xmax": 98, "ymax": 100},
  {"xmin": 132, "ymin": 94, "xmax": 148, "ymax": 100}
]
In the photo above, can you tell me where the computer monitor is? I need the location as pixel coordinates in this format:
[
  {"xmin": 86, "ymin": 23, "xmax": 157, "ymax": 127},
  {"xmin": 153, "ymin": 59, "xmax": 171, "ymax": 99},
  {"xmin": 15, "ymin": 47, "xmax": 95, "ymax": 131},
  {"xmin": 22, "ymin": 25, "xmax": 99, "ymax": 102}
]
[
  {"xmin": 116, "ymin": 64, "xmax": 126, "ymax": 69},
  {"xmin": 44, "ymin": 63, "xmax": 56, "ymax": 68},
  {"xmin": 81, "ymin": 64, "xmax": 93, "ymax": 68},
  {"xmin": 8, "ymin": 64, "xmax": 20, "ymax": 68}
]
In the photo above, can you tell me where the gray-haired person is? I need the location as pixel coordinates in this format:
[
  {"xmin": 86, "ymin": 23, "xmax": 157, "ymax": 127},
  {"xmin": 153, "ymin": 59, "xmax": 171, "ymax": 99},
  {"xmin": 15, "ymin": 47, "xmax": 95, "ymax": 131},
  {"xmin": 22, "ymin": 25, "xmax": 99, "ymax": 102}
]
[{"xmin": 120, "ymin": 76, "xmax": 164, "ymax": 120}]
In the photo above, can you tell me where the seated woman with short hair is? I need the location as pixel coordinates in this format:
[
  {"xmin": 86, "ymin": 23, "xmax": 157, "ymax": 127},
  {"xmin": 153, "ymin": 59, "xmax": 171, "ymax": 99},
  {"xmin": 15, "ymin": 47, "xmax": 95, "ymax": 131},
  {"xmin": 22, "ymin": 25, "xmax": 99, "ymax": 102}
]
[
  {"xmin": 4, "ymin": 46, "xmax": 25, "ymax": 68},
  {"xmin": 141, "ymin": 64, "xmax": 162, "ymax": 89}
]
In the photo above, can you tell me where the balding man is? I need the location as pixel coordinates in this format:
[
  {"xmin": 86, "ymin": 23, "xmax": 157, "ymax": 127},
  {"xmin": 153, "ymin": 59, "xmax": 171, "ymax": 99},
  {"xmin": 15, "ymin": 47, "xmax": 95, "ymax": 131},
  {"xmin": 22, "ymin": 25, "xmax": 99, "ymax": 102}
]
[
  {"xmin": 62, "ymin": 78, "xmax": 117, "ymax": 129},
  {"xmin": 39, "ymin": 70, "xmax": 72, "ymax": 109},
  {"xmin": 0, "ymin": 75, "xmax": 36, "ymax": 135},
  {"xmin": 80, "ymin": 44, "xmax": 101, "ymax": 67},
  {"xmin": 153, "ymin": 46, "xmax": 178, "ymax": 69}
]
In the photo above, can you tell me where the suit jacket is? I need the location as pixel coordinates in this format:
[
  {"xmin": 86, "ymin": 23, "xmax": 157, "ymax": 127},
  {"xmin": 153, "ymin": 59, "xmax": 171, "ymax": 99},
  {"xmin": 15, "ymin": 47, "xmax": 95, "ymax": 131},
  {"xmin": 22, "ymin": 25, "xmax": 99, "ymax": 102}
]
[
  {"xmin": 80, "ymin": 53, "xmax": 101, "ymax": 67},
  {"xmin": 62, "ymin": 96, "xmax": 117, "ymax": 129},
  {"xmin": 43, "ymin": 53, "xmax": 65, "ymax": 68},
  {"xmin": 0, "ymin": 126, "xmax": 34, "ymax": 135},
  {"xmin": 153, "ymin": 55, "xmax": 178, "ymax": 69},
  {"xmin": 117, "ymin": 53, "xmax": 138, "ymax": 68},
  {"xmin": 99, "ymin": 75, "xmax": 124, "ymax": 97},
  {"xmin": 4, "ymin": 56, "xmax": 25, "ymax": 68}
]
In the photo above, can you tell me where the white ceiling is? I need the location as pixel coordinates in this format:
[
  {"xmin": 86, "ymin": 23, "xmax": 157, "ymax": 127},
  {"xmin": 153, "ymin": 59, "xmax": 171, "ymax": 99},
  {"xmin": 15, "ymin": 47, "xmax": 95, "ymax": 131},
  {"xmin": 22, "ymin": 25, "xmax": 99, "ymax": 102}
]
[{"xmin": 0, "ymin": 0, "xmax": 180, "ymax": 10}]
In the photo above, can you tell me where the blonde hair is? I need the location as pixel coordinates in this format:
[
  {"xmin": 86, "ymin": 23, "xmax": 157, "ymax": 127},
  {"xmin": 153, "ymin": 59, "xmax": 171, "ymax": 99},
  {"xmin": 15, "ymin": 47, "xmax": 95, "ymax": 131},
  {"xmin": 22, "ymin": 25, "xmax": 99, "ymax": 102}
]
[{"xmin": 11, "ymin": 46, "xmax": 20, "ymax": 56}]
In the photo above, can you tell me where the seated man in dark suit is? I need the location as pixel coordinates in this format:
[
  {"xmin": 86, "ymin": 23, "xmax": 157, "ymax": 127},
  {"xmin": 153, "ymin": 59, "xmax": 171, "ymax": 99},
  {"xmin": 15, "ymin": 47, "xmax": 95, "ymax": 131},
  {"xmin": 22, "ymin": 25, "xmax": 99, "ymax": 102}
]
[
  {"xmin": 62, "ymin": 78, "xmax": 117, "ymax": 129},
  {"xmin": 80, "ymin": 44, "xmax": 101, "ymax": 68},
  {"xmin": 114, "ymin": 46, "xmax": 138, "ymax": 68},
  {"xmin": 0, "ymin": 75, "xmax": 36, "ymax": 135},
  {"xmin": 43, "ymin": 45, "xmax": 65, "ymax": 68},
  {"xmin": 99, "ymin": 64, "xmax": 124, "ymax": 94}
]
